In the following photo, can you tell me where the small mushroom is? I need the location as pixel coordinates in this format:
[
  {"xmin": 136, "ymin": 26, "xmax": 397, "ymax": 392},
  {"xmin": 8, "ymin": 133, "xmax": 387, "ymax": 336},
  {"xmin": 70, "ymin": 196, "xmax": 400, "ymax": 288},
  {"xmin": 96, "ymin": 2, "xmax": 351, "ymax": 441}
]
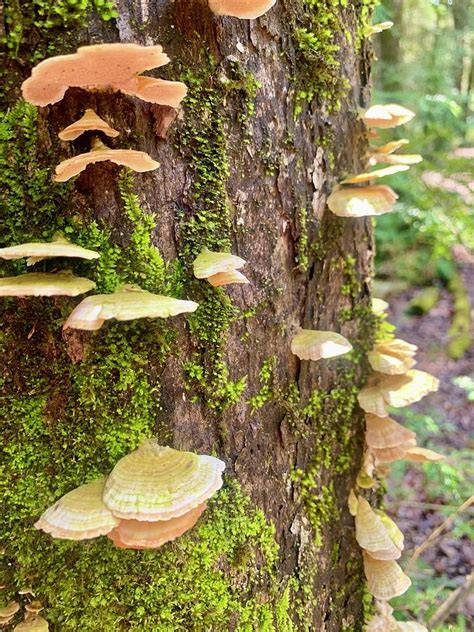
[
  {"xmin": 368, "ymin": 338, "xmax": 418, "ymax": 375},
  {"xmin": 63, "ymin": 286, "xmax": 199, "ymax": 331},
  {"xmin": 103, "ymin": 440, "xmax": 225, "ymax": 521},
  {"xmin": 347, "ymin": 489, "xmax": 359, "ymax": 516},
  {"xmin": 34, "ymin": 479, "xmax": 119, "ymax": 540},
  {"xmin": 361, "ymin": 104, "xmax": 415, "ymax": 129},
  {"xmin": 0, "ymin": 272, "xmax": 95, "ymax": 297},
  {"xmin": 369, "ymin": 152, "xmax": 423, "ymax": 167},
  {"xmin": 58, "ymin": 109, "xmax": 120, "ymax": 141},
  {"xmin": 290, "ymin": 329, "xmax": 352, "ymax": 361},
  {"xmin": 208, "ymin": 0, "xmax": 276, "ymax": 19},
  {"xmin": 327, "ymin": 185, "xmax": 398, "ymax": 217},
  {"xmin": 355, "ymin": 497, "xmax": 403, "ymax": 560},
  {"xmin": 358, "ymin": 370, "xmax": 439, "ymax": 417},
  {"xmin": 366, "ymin": 414, "xmax": 416, "ymax": 450},
  {"xmin": 363, "ymin": 552, "xmax": 412, "ymax": 601},
  {"xmin": 371, "ymin": 139, "xmax": 410, "ymax": 155},
  {"xmin": 21, "ymin": 43, "xmax": 187, "ymax": 108},
  {"xmin": 403, "ymin": 447, "xmax": 445, "ymax": 462},
  {"xmin": 0, "ymin": 234, "xmax": 100, "ymax": 266},
  {"xmin": 193, "ymin": 249, "xmax": 248, "ymax": 286},
  {"xmin": 0, "ymin": 602, "xmax": 20, "ymax": 626},
  {"xmin": 372, "ymin": 298, "xmax": 389, "ymax": 315},
  {"xmin": 107, "ymin": 504, "xmax": 207, "ymax": 549},
  {"xmin": 341, "ymin": 165, "xmax": 409, "ymax": 185},
  {"xmin": 14, "ymin": 616, "xmax": 49, "ymax": 632},
  {"xmin": 54, "ymin": 138, "xmax": 160, "ymax": 182},
  {"xmin": 365, "ymin": 21, "xmax": 394, "ymax": 36}
]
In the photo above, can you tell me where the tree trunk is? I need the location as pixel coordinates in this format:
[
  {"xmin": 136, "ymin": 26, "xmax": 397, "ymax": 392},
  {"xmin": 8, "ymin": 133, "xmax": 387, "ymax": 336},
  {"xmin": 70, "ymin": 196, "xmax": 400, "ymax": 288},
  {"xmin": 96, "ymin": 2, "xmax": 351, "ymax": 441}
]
[
  {"xmin": 0, "ymin": 1, "xmax": 376, "ymax": 629},
  {"xmin": 378, "ymin": 0, "xmax": 403, "ymax": 92}
]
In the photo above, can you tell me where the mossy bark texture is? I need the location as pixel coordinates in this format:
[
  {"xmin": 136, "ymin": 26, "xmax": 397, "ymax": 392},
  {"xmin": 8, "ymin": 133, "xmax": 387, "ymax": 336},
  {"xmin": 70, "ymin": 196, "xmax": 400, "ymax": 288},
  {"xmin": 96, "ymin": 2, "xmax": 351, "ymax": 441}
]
[{"xmin": 1, "ymin": 1, "xmax": 376, "ymax": 630}]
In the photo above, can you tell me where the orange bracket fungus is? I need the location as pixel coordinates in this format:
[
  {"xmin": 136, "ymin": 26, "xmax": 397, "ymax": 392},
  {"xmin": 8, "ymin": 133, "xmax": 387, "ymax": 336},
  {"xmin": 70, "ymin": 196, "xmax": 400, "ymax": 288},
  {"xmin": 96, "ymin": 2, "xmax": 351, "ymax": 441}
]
[
  {"xmin": 63, "ymin": 286, "xmax": 198, "ymax": 331},
  {"xmin": 108, "ymin": 504, "xmax": 207, "ymax": 549},
  {"xmin": 355, "ymin": 497, "xmax": 404, "ymax": 560},
  {"xmin": 368, "ymin": 338, "xmax": 418, "ymax": 375},
  {"xmin": 103, "ymin": 440, "xmax": 225, "ymax": 521},
  {"xmin": 363, "ymin": 552, "xmax": 412, "ymax": 601},
  {"xmin": 34, "ymin": 479, "xmax": 119, "ymax": 540},
  {"xmin": 54, "ymin": 138, "xmax": 160, "ymax": 182},
  {"xmin": 290, "ymin": 329, "xmax": 352, "ymax": 361},
  {"xmin": 208, "ymin": 0, "xmax": 276, "ymax": 19},
  {"xmin": 358, "ymin": 370, "xmax": 440, "ymax": 417},
  {"xmin": 0, "ymin": 272, "xmax": 95, "ymax": 297},
  {"xmin": 58, "ymin": 109, "xmax": 120, "ymax": 141},
  {"xmin": 193, "ymin": 249, "xmax": 249, "ymax": 287},
  {"xmin": 327, "ymin": 185, "xmax": 398, "ymax": 217},
  {"xmin": 0, "ymin": 234, "xmax": 100, "ymax": 266},
  {"xmin": 14, "ymin": 616, "xmax": 50, "ymax": 632},
  {"xmin": 21, "ymin": 43, "xmax": 187, "ymax": 108},
  {"xmin": 341, "ymin": 165, "xmax": 409, "ymax": 185},
  {"xmin": 361, "ymin": 104, "xmax": 416, "ymax": 129}
]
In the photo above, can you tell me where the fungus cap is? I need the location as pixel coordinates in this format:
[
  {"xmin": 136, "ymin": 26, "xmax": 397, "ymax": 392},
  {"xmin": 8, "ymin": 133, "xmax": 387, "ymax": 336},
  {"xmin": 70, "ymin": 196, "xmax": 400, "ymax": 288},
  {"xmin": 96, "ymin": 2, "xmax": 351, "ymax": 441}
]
[
  {"xmin": 207, "ymin": 270, "xmax": 250, "ymax": 287},
  {"xmin": 368, "ymin": 338, "xmax": 418, "ymax": 375},
  {"xmin": 341, "ymin": 165, "xmax": 409, "ymax": 185},
  {"xmin": 371, "ymin": 441, "xmax": 417, "ymax": 463},
  {"xmin": 404, "ymin": 447, "xmax": 445, "ymax": 462},
  {"xmin": 290, "ymin": 329, "xmax": 352, "ymax": 361},
  {"xmin": 54, "ymin": 138, "xmax": 160, "ymax": 182},
  {"xmin": 107, "ymin": 503, "xmax": 207, "ymax": 549},
  {"xmin": 14, "ymin": 616, "xmax": 49, "ymax": 632},
  {"xmin": 208, "ymin": 0, "xmax": 276, "ymax": 19},
  {"xmin": 193, "ymin": 249, "xmax": 246, "ymax": 279},
  {"xmin": 370, "ymin": 153, "xmax": 423, "ymax": 167},
  {"xmin": 34, "ymin": 479, "xmax": 119, "ymax": 540},
  {"xmin": 21, "ymin": 43, "xmax": 187, "ymax": 108},
  {"xmin": 124, "ymin": 75, "xmax": 188, "ymax": 109},
  {"xmin": 0, "ymin": 235, "xmax": 100, "ymax": 266},
  {"xmin": 348, "ymin": 489, "xmax": 358, "ymax": 516},
  {"xmin": 358, "ymin": 370, "xmax": 439, "ymax": 417},
  {"xmin": 372, "ymin": 139, "xmax": 410, "ymax": 155},
  {"xmin": 363, "ymin": 552, "xmax": 411, "ymax": 600},
  {"xmin": 58, "ymin": 109, "xmax": 120, "ymax": 141},
  {"xmin": 357, "ymin": 452, "xmax": 376, "ymax": 489},
  {"xmin": 355, "ymin": 497, "xmax": 403, "ymax": 560},
  {"xmin": 103, "ymin": 440, "xmax": 225, "ymax": 521},
  {"xmin": 361, "ymin": 104, "xmax": 416, "ymax": 129},
  {"xmin": 372, "ymin": 298, "xmax": 389, "ymax": 315},
  {"xmin": 63, "ymin": 286, "xmax": 198, "ymax": 331},
  {"xmin": 0, "ymin": 272, "xmax": 95, "ymax": 297},
  {"xmin": 0, "ymin": 602, "xmax": 20, "ymax": 625},
  {"xmin": 365, "ymin": 414, "xmax": 416, "ymax": 450},
  {"xmin": 366, "ymin": 21, "xmax": 394, "ymax": 36},
  {"xmin": 327, "ymin": 185, "xmax": 398, "ymax": 217},
  {"xmin": 396, "ymin": 623, "xmax": 428, "ymax": 631}
]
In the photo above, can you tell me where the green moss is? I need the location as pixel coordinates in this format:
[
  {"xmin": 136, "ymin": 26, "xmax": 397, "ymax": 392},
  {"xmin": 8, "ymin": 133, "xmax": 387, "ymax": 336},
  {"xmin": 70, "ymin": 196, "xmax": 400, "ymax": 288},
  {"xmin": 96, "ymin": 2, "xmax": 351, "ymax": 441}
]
[
  {"xmin": 248, "ymin": 356, "xmax": 277, "ymax": 412},
  {"xmin": 1, "ymin": 0, "xmax": 117, "ymax": 60},
  {"xmin": 447, "ymin": 271, "xmax": 472, "ymax": 360},
  {"xmin": 296, "ymin": 206, "xmax": 310, "ymax": 272},
  {"xmin": 223, "ymin": 60, "xmax": 262, "ymax": 144},
  {"xmin": 291, "ymin": 0, "xmax": 350, "ymax": 113},
  {"xmin": 356, "ymin": 0, "xmax": 381, "ymax": 48}
]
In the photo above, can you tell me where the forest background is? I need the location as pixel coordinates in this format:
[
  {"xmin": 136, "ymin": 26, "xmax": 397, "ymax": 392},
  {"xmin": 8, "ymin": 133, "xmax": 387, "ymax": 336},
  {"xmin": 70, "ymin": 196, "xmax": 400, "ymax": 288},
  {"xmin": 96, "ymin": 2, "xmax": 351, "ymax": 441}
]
[{"xmin": 375, "ymin": 1, "xmax": 473, "ymax": 629}]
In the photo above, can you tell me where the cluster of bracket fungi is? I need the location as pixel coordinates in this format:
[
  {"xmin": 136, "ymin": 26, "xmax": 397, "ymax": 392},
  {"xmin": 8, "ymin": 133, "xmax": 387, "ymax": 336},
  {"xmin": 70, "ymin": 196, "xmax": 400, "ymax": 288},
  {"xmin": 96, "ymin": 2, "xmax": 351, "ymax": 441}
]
[{"xmin": 1, "ymin": 2, "xmax": 444, "ymax": 630}]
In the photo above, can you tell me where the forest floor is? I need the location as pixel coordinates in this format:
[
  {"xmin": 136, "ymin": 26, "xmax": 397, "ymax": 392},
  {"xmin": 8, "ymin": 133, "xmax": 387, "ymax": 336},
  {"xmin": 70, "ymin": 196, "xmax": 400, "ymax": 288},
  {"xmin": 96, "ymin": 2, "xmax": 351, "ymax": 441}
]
[{"xmin": 384, "ymin": 263, "xmax": 474, "ymax": 629}]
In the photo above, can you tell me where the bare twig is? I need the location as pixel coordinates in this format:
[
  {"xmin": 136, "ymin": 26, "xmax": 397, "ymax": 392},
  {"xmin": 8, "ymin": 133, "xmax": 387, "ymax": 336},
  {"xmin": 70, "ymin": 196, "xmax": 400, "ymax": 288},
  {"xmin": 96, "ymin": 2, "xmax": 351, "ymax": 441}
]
[
  {"xmin": 405, "ymin": 495, "xmax": 474, "ymax": 574},
  {"xmin": 428, "ymin": 573, "xmax": 474, "ymax": 630}
]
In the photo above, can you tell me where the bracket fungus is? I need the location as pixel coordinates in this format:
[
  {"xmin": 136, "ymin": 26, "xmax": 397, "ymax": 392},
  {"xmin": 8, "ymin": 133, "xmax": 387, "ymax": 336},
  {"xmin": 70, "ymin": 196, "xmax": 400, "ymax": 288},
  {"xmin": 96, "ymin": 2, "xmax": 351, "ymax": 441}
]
[
  {"xmin": 208, "ymin": 0, "xmax": 276, "ymax": 19},
  {"xmin": 0, "ymin": 272, "xmax": 95, "ymax": 297},
  {"xmin": 34, "ymin": 479, "xmax": 119, "ymax": 540},
  {"xmin": 13, "ymin": 616, "xmax": 50, "ymax": 632},
  {"xmin": 369, "ymin": 152, "xmax": 423, "ymax": 167},
  {"xmin": 372, "ymin": 139, "xmax": 410, "ymax": 155},
  {"xmin": 0, "ymin": 235, "xmax": 100, "ymax": 266},
  {"xmin": 58, "ymin": 109, "xmax": 119, "ymax": 141},
  {"xmin": 0, "ymin": 602, "xmax": 20, "ymax": 626},
  {"xmin": 290, "ymin": 329, "xmax": 352, "ymax": 361},
  {"xmin": 403, "ymin": 446, "xmax": 445, "ymax": 462},
  {"xmin": 366, "ymin": 21, "xmax": 394, "ymax": 36},
  {"xmin": 358, "ymin": 370, "xmax": 439, "ymax": 417},
  {"xmin": 361, "ymin": 104, "xmax": 416, "ymax": 129},
  {"xmin": 107, "ymin": 504, "xmax": 207, "ymax": 549},
  {"xmin": 21, "ymin": 43, "xmax": 187, "ymax": 108},
  {"xmin": 327, "ymin": 185, "xmax": 398, "ymax": 217},
  {"xmin": 54, "ymin": 138, "xmax": 160, "ymax": 182},
  {"xmin": 363, "ymin": 552, "xmax": 412, "ymax": 601},
  {"xmin": 368, "ymin": 339, "xmax": 418, "ymax": 375},
  {"xmin": 341, "ymin": 165, "xmax": 409, "ymax": 185},
  {"xmin": 372, "ymin": 297, "xmax": 389, "ymax": 315},
  {"xmin": 355, "ymin": 497, "xmax": 404, "ymax": 560},
  {"xmin": 365, "ymin": 414, "xmax": 417, "ymax": 463},
  {"xmin": 63, "ymin": 286, "xmax": 198, "ymax": 331},
  {"xmin": 193, "ymin": 249, "xmax": 249, "ymax": 286},
  {"xmin": 103, "ymin": 440, "xmax": 225, "ymax": 521}
]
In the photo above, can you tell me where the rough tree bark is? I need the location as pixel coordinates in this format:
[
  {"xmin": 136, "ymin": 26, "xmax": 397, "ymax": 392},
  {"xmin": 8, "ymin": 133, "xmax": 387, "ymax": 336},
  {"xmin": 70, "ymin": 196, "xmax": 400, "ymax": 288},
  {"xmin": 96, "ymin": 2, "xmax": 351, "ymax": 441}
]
[{"xmin": 0, "ymin": 1, "xmax": 377, "ymax": 630}]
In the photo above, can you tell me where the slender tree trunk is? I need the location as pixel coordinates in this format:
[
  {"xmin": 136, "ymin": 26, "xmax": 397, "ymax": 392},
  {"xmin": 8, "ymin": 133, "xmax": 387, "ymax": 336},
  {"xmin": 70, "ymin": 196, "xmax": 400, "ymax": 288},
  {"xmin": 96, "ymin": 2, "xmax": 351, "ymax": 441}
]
[
  {"xmin": 1, "ymin": 1, "xmax": 376, "ymax": 629},
  {"xmin": 378, "ymin": 0, "xmax": 403, "ymax": 92}
]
